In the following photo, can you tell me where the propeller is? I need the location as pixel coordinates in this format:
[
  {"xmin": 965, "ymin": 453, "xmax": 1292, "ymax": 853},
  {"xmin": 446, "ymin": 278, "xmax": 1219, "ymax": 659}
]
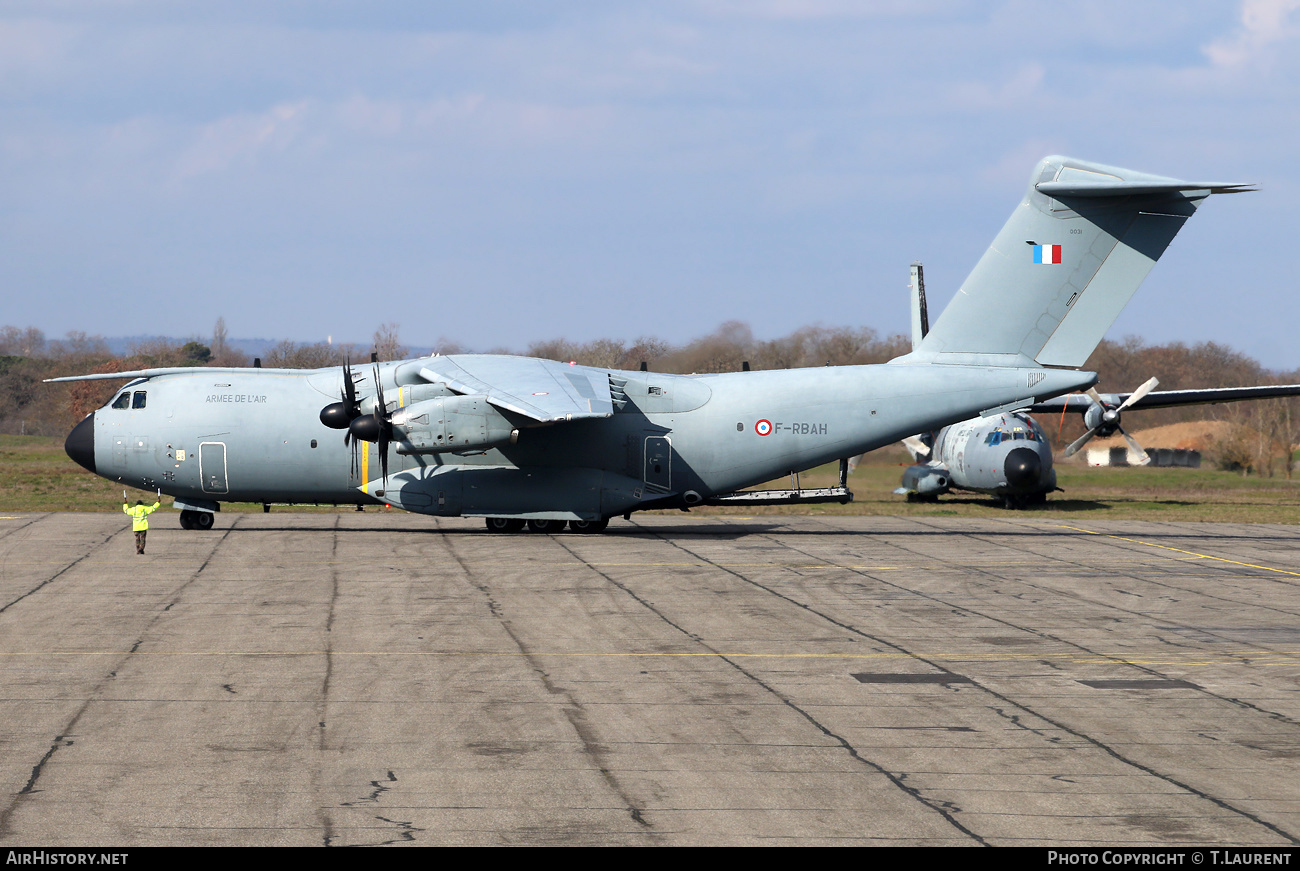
[
  {"xmin": 1062, "ymin": 376, "xmax": 1159, "ymax": 464},
  {"xmin": 319, "ymin": 359, "xmax": 362, "ymax": 438},
  {"xmin": 347, "ymin": 364, "xmax": 393, "ymax": 487},
  {"xmin": 902, "ymin": 434, "xmax": 932, "ymax": 460},
  {"xmin": 318, "ymin": 360, "xmax": 369, "ymax": 479}
]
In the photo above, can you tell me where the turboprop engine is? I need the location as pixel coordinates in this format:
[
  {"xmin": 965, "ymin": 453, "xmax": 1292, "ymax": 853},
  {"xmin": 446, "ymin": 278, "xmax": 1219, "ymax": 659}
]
[{"xmin": 389, "ymin": 395, "xmax": 519, "ymax": 454}]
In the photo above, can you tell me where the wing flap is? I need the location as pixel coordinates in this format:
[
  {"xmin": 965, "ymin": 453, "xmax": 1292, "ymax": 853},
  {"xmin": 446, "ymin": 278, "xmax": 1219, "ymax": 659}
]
[{"xmin": 415, "ymin": 355, "xmax": 615, "ymax": 423}]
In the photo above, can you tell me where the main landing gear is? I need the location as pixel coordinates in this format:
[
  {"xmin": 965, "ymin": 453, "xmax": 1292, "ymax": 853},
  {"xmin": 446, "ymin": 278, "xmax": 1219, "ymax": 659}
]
[
  {"xmin": 179, "ymin": 509, "xmax": 215, "ymax": 530},
  {"xmin": 484, "ymin": 517, "xmax": 609, "ymax": 534}
]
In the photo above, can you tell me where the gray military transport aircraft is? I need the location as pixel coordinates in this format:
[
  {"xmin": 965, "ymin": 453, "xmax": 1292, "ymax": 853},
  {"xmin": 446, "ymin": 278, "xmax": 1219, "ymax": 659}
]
[
  {"xmin": 885, "ymin": 263, "xmax": 1300, "ymax": 507},
  {"xmin": 891, "ymin": 383, "xmax": 1300, "ymax": 508},
  {"xmin": 51, "ymin": 156, "xmax": 1251, "ymax": 533}
]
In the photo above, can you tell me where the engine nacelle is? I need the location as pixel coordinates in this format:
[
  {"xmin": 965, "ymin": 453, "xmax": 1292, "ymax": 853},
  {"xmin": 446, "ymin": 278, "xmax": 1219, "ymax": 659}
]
[
  {"xmin": 899, "ymin": 464, "xmax": 951, "ymax": 495},
  {"xmin": 1083, "ymin": 401, "xmax": 1121, "ymax": 436},
  {"xmin": 391, "ymin": 395, "xmax": 518, "ymax": 454}
]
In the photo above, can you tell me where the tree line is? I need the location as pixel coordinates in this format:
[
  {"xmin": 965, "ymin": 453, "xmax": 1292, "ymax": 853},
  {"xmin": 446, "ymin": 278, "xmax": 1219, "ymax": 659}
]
[{"xmin": 3, "ymin": 320, "xmax": 1296, "ymax": 475}]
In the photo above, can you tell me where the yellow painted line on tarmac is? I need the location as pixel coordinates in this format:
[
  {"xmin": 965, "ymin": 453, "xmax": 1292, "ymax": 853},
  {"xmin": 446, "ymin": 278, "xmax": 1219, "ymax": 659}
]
[
  {"xmin": 540, "ymin": 566, "xmax": 1045, "ymax": 572},
  {"xmin": 567, "ymin": 562, "xmax": 925, "ymax": 570},
  {"xmin": 1052, "ymin": 524, "xmax": 1300, "ymax": 577}
]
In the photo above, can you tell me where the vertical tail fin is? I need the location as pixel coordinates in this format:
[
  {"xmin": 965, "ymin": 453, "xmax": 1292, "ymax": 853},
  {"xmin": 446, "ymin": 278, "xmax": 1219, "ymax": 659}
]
[
  {"xmin": 909, "ymin": 261, "xmax": 929, "ymax": 351},
  {"xmin": 903, "ymin": 156, "xmax": 1252, "ymax": 368}
]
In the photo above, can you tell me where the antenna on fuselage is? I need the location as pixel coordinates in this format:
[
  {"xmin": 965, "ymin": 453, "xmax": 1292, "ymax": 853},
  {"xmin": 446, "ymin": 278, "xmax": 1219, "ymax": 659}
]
[{"xmin": 909, "ymin": 261, "xmax": 929, "ymax": 351}]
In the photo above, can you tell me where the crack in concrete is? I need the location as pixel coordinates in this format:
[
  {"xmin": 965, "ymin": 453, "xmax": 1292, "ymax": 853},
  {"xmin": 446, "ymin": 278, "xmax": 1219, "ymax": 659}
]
[
  {"xmin": 0, "ymin": 517, "xmax": 237, "ymax": 840},
  {"xmin": 439, "ymin": 533, "xmax": 660, "ymax": 840}
]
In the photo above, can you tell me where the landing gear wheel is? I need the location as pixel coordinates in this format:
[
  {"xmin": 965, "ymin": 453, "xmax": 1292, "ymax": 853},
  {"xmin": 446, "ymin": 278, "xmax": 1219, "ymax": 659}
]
[
  {"xmin": 526, "ymin": 518, "xmax": 565, "ymax": 534},
  {"xmin": 180, "ymin": 509, "xmax": 215, "ymax": 530},
  {"xmin": 568, "ymin": 519, "xmax": 609, "ymax": 534},
  {"xmin": 484, "ymin": 517, "xmax": 525, "ymax": 533}
]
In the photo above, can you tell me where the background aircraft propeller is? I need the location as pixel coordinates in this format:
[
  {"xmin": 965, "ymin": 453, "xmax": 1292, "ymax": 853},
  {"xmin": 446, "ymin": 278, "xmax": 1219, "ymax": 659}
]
[
  {"xmin": 1061, "ymin": 376, "xmax": 1159, "ymax": 464},
  {"xmin": 902, "ymin": 434, "xmax": 932, "ymax": 460}
]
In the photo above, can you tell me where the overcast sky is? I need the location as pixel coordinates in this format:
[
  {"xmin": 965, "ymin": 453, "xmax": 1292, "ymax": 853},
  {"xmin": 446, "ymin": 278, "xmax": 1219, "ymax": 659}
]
[{"xmin": 2, "ymin": 1, "xmax": 1297, "ymax": 369}]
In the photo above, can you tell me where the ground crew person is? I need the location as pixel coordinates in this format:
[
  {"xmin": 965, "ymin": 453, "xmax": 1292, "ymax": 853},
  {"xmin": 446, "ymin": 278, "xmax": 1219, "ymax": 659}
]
[{"xmin": 124, "ymin": 492, "xmax": 161, "ymax": 554}]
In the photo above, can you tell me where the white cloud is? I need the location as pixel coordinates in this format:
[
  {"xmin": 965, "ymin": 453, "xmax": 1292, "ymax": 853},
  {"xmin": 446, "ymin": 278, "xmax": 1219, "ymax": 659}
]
[
  {"xmin": 947, "ymin": 63, "xmax": 1045, "ymax": 113},
  {"xmin": 696, "ymin": 0, "xmax": 958, "ymax": 20},
  {"xmin": 1204, "ymin": 0, "xmax": 1300, "ymax": 68},
  {"xmin": 173, "ymin": 101, "xmax": 309, "ymax": 179}
]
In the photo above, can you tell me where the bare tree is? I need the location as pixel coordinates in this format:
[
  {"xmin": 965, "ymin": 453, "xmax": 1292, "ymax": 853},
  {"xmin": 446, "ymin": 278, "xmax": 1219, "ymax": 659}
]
[
  {"xmin": 621, "ymin": 336, "xmax": 672, "ymax": 371},
  {"xmin": 264, "ymin": 340, "xmax": 339, "ymax": 369},
  {"xmin": 212, "ymin": 317, "xmax": 228, "ymax": 358},
  {"xmin": 0, "ymin": 326, "xmax": 46, "ymax": 357},
  {"xmin": 526, "ymin": 338, "xmax": 581, "ymax": 362},
  {"xmin": 48, "ymin": 331, "xmax": 110, "ymax": 360},
  {"xmin": 372, "ymin": 323, "xmax": 408, "ymax": 361}
]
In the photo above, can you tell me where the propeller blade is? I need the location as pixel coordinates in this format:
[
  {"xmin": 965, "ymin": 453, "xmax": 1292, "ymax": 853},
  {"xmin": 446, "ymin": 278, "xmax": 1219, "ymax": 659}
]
[
  {"xmin": 343, "ymin": 357, "xmax": 357, "ymax": 407},
  {"xmin": 902, "ymin": 435, "xmax": 931, "ymax": 459},
  {"xmin": 1087, "ymin": 387, "xmax": 1105, "ymax": 404},
  {"xmin": 372, "ymin": 363, "xmax": 390, "ymax": 489},
  {"xmin": 372, "ymin": 363, "xmax": 386, "ymax": 414},
  {"xmin": 1119, "ymin": 427, "xmax": 1151, "ymax": 465},
  {"xmin": 1063, "ymin": 428, "xmax": 1099, "ymax": 458},
  {"xmin": 319, "ymin": 358, "xmax": 366, "ymax": 429},
  {"xmin": 1116, "ymin": 376, "xmax": 1159, "ymax": 413},
  {"xmin": 847, "ymin": 453, "xmax": 864, "ymax": 473}
]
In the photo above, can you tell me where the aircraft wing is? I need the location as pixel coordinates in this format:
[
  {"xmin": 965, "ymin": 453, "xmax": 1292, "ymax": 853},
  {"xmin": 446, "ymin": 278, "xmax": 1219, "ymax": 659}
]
[
  {"xmin": 1028, "ymin": 384, "xmax": 1300, "ymax": 413},
  {"xmin": 413, "ymin": 355, "xmax": 616, "ymax": 423}
]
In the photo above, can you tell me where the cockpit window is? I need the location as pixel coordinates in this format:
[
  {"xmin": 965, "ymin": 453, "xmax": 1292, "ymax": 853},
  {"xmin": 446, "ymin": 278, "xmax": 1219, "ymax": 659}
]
[
  {"xmin": 984, "ymin": 431, "xmax": 1001, "ymax": 446},
  {"xmin": 1013, "ymin": 431, "xmax": 1025, "ymax": 440},
  {"xmin": 111, "ymin": 392, "xmax": 131, "ymax": 409},
  {"xmin": 132, "ymin": 391, "xmax": 147, "ymax": 409}
]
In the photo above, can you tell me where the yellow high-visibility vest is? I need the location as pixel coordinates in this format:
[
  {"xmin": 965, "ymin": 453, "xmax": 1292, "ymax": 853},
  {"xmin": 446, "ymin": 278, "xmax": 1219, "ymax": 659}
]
[{"xmin": 123, "ymin": 502, "xmax": 160, "ymax": 532}]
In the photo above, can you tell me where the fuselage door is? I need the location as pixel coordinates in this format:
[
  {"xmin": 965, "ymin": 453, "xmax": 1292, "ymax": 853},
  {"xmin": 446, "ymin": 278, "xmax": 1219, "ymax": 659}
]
[
  {"xmin": 200, "ymin": 442, "xmax": 229, "ymax": 494},
  {"xmin": 644, "ymin": 436, "xmax": 671, "ymax": 492}
]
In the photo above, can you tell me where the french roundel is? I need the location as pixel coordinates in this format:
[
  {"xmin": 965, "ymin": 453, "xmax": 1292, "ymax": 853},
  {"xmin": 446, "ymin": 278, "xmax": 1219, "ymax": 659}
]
[{"xmin": 754, "ymin": 419, "xmax": 773, "ymax": 436}]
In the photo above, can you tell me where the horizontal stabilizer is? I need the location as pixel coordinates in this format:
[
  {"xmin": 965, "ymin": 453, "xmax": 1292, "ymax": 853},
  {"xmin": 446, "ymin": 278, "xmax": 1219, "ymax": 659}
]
[{"xmin": 1036, "ymin": 181, "xmax": 1255, "ymax": 197}]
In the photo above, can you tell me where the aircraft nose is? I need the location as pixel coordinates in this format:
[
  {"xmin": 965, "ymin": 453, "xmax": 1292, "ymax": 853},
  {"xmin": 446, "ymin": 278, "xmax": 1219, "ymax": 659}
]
[
  {"xmin": 65, "ymin": 412, "xmax": 96, "ymax": 474},
  {"xmin": 1003, "ymin": 447, "xmax": 1041, "ymax": 490}
]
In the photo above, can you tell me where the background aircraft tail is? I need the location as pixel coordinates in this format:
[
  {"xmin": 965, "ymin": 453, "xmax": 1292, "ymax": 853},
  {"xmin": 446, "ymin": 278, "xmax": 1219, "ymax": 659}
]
[{"xmin": 899, "ymin": 156, "xmax": 1251, "ymax": 369}]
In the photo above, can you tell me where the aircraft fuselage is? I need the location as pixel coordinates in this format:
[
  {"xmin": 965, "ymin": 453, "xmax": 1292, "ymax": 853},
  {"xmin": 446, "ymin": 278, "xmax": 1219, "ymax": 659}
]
[{"xmin": 65, "ymin": 359, "xmax": 1093, "ymax": 521}]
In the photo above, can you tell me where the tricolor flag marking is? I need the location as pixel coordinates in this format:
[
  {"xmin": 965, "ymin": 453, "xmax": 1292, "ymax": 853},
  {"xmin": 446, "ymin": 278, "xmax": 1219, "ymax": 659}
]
[{"xmin": 1033, "ymin": 244, "xmax": 1062, "ymax": 264}]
